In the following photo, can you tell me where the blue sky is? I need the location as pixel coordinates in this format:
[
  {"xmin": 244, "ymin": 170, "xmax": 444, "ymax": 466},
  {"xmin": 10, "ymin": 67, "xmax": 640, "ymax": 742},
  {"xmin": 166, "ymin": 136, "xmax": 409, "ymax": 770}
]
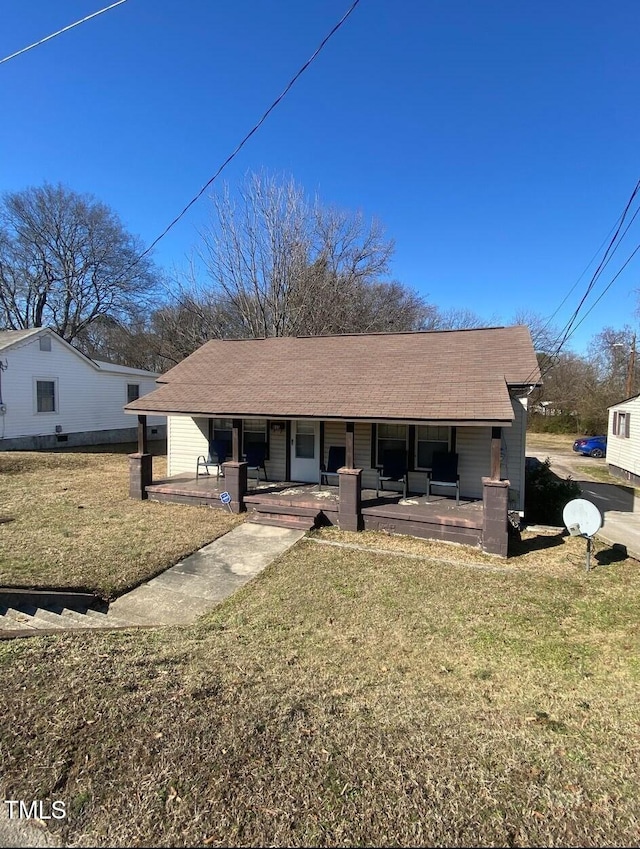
[{"xmin": 1, "ymin": 0, "xmax": 639, "ymax": 353}]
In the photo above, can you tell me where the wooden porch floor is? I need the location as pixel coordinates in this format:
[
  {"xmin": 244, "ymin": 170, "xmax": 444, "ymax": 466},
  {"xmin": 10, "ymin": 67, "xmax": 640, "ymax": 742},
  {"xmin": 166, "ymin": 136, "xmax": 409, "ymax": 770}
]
[{"xmin": 145, "ymin": 473, "xmax": 484, "ymax": 528}]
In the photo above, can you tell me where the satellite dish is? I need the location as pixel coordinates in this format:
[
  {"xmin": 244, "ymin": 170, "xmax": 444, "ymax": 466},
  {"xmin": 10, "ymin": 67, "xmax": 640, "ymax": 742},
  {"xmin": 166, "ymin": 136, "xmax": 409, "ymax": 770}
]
[{"xmin": 563, "ymin": 499, "xmax": 602, "ymax": 538}]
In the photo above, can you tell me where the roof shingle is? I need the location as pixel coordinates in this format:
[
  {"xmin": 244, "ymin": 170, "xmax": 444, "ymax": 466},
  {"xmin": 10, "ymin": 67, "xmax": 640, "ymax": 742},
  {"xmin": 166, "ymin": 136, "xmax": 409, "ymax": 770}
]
[{"xmin": 126, "ymin": 326, "xmax": 541, "ymax": 424}]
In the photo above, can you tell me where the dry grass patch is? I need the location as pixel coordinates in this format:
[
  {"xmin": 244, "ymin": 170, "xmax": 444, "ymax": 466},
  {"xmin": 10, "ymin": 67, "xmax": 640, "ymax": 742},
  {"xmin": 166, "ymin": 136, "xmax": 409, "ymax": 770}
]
[
  {"xmin": 526, "ymin": 432, "xmax": 577, "ymax": 452},
  {"xmin": 0, "ymin": 449, "xmax": 241, "ymax": 597},
  {"xmin": 0, "ymin": 538, "xmax": 638, "ymax": 847}
]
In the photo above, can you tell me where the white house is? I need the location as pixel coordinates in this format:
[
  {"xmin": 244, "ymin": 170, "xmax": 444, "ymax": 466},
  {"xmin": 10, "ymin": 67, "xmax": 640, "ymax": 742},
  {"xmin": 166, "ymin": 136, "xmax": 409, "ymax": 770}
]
[
  {"xmin": 607, "ymin": 394, "xmax": 640, "ymax": 485},
  {"xmin": 0, "ymin": 328, "xmax": 165, "ymax": 450}
]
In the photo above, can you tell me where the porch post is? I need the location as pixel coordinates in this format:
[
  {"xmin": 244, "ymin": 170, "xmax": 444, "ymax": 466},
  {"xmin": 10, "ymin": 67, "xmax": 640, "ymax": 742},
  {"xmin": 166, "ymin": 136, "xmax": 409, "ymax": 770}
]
[
  {"xmin": 490, "ymin": 427, "xmax": 501, "ymax": 480},
  {"xmin": 128, "ymin": 452, "xmax": 152, "ymax": 500},
  {"xmin": 345, "ymin": 421, "xmax": 355, "ymax": 469},
  {"xmin": 338, "ymin": 467, "xmax": 362, "ymax": 531},
  {"xmin": 129, "ymin": 414, "xmax": 152, "ymax": 500},
  {"xmin": 232, "ymin": 419, "xmax": 243, "ymax": 462},
  {"xmin": 137, "ymin": 415, "xmax": 148, "ymax": 454},
  {"xmin": 482, "ymin": 477, "xmax": 509, "ymax": 556},
  {"xmin": 222, "ymin": 461, "xmax": 248, "ymax": 513}
]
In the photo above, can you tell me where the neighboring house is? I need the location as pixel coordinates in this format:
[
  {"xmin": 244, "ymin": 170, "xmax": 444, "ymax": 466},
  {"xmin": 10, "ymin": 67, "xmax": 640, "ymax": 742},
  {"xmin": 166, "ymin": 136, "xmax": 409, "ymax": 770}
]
[
  {"xmin": 125, "ymin": 326, "xmax": 541, "ymax": 554},
  {"xmin": 0, "ymin": 328, "xmax": 165, "ymax": 450},
  {"xmin": 607, "ymin": 394, "xmax": 640, "ymax": 485}
]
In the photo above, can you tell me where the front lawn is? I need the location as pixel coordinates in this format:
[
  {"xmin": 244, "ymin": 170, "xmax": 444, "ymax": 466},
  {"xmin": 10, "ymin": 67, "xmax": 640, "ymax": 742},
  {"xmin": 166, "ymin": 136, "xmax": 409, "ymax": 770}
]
[
  {"xmin": 0, "ymin": 529, "xmax": 638, "ymax": 847},
  {"xmin": 0, "ymin": 448, "xmax": 242, "ymax": 597}
]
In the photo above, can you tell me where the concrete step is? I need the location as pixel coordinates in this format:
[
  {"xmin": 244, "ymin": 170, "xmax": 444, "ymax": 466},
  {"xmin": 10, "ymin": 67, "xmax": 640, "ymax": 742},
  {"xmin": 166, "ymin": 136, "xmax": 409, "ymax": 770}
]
[
  {"xmin": 249, "ymin": 513, "xmax": 316, "ymax": 531},
  {"xmin": 14, "ymin": 605, "xmax": 70, "ymax": 630},
  {"xmin": 0, "ymin": 611, "xmax": 38, "ymax": 631},
  {"xmin": 248, "ymin": 502, "xmax": 321, "ymax": 518}
]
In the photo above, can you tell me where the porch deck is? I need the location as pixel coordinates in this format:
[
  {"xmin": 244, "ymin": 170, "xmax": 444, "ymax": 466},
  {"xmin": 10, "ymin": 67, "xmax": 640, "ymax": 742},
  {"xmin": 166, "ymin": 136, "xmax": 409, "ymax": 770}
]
[{"xmin": 145, "ymin": 474, "xmax": 484, "ymax": 545}]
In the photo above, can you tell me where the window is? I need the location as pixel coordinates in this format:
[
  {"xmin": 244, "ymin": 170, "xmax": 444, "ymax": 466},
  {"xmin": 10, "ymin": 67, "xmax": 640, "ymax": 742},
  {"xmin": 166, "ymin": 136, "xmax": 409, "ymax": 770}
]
[
  {"xmin": 39, "ymin": 335, "xmax": 51, "ymax": 352},
  {"xmin": 127, "ymin": 384, "xmax": 140, "ymax": 403},
  {"xmin": 36, "ymin": 380, "xmax": 56, "ymax": 413},
  {"xmin": 243, "ymin": 419, "xmax": 268, "ymax": 456},
  {"xmin": 376, "ymin": 423, "xmax": 407, "ymax": 466},
  {"xmin": 416, "ymin": 425, "xmax": 450, "ymax": 468},
  {"xmin": 211, "ymin": 418, "xmax": 233, "ymax": 455},
  {"xmin": 613, "ymin": 411, "xmax": 631, "ymax": 438}
]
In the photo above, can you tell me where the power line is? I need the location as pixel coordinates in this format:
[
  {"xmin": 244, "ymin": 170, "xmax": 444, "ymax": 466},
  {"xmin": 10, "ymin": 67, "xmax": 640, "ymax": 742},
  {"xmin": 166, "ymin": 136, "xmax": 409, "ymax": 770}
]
[
  {"xmin": 522, "ymin": 177, "xmax": 640, "ymax": 386},
  {"xmin": 136, "ymin": 0, "xmax": 362, "ymax": 263},
  {"xmin": 0, "ymin": 0, "xmax": 128, "ymax": 66}
]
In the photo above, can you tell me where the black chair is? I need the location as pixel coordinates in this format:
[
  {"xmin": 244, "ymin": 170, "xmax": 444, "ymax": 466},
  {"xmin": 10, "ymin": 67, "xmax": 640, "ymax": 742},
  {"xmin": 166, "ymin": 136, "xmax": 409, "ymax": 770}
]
[
  {"xmin": 196, "ymin": 439, "xmax": 229, "ymax": 480},
  {"xmin": 245, "ymin": 443, "xmax": 268, "ymax": 482},
  {"xmin": 428, "ymin": 452, "xmax": 460, "ymax": 505},
  {"xmin": 319, "ymin": 446, "xmax": 346, "ymax": 489},
  {"xmin": 376, "ymin": 449, "xmax": 408, "ymax": 499}
]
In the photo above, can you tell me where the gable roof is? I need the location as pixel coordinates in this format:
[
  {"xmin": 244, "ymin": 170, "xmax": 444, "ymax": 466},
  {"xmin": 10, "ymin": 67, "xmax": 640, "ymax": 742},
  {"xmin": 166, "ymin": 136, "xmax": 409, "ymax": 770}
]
[
  {"xmin": 126, "ymin": 326, "xmax": 541, "ymax": 425},
  {"xmin": 0, "ymin": 328, "xmax": 43, "ymax": 353},
  {"xmin": 0, "ymin": 327, "xmax": 158, "ymax": 377}
]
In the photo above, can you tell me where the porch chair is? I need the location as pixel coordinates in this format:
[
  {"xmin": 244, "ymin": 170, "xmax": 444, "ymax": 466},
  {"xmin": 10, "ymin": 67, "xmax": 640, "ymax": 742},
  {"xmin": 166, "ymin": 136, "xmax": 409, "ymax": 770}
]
[
  {"xmin": 319, "ymin": 445, "xmax": 346, "ymax": 489},
  {"xmin": 428, "ymin": 451, "xmax": 460, "ymax": 506},
  {"xmin": 376, "ymin": 449, "xmax": 408, "ymax": 499},
  {"xmin": 245, "ymin": 443, "xmax": 268, "ymax": 483},
  {"xmin": 196, "ymin": 439, "xmax": 229, "ymax": 480}
]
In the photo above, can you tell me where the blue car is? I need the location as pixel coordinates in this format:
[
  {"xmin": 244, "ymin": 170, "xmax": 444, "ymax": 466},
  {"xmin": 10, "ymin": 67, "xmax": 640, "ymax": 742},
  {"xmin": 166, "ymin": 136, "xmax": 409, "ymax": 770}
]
[{"xmin": 572, "ymin": 435, "xmax": 607, "ymax": 458}]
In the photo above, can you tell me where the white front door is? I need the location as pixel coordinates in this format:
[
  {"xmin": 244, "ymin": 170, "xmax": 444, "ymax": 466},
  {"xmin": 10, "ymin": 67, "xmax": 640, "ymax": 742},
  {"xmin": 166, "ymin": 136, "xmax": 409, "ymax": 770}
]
[{"xmin": 290, "ymin": 420, "xmax": 320, "ymax": 482}]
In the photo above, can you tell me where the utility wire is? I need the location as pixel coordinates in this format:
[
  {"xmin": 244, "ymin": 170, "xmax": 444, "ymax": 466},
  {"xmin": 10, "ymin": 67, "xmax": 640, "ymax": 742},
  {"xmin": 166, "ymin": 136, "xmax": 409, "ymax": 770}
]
[
  {"xmin": 521, "ymin": 178, "xmax": 640, "ymax": 387},
  {"xmin": 136, "ymin": 0, "xmax": 362, "ymax": 263},
  {"xmin": 0, "ymin": 0, "xmax": 128, "ymax": 66}
]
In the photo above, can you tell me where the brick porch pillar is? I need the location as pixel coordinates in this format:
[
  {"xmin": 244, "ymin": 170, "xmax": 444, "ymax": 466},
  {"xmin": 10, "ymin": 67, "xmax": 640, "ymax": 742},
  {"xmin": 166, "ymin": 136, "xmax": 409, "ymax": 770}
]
[
  {"xmin": 222, "ymin": 461, "xmax": 248, "ymax": 513},
  {"xmin": 338, "ymin": 467, "xmax": 362, "ymax": 532},
  {"xmin": 129, "ymin": 452, "xmax": 152, "ymax": 500},
  {"xmin": 482, "ymin": 477, "xmax": 510, "ymax": 557}
]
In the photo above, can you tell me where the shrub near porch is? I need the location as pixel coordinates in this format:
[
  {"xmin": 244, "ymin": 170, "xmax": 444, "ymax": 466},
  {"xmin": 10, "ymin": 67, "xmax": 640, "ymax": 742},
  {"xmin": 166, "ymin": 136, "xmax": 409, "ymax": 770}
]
[{"xmin": 0, "ymin": 450, "xmax": 242, "ymax": 598}]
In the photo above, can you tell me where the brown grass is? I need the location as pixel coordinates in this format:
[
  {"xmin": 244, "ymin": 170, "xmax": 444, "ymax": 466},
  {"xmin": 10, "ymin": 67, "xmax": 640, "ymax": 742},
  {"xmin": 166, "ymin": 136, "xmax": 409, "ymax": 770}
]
[
  {"xmin": 0, "ymin": 449, "xmax": 242, "ymax": 598},
  {"xmin": 0, "ymin": 530, "xmax": 639, "ymax": 847},
  {"xmin": 526, "ymin": 432, "xmax": 577, "ymax": 452}
]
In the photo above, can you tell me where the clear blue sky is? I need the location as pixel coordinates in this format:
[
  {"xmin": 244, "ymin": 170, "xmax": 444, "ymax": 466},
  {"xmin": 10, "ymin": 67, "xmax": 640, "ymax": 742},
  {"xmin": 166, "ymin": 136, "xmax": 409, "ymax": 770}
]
[{"xmin": 1, "ymin": 0, "xmax": 639, "ymax": 353}]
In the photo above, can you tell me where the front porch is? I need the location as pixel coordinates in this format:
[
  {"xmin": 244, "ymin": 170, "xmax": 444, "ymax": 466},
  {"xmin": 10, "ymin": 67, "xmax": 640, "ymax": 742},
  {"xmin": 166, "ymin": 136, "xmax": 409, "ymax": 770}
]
[
  {"xmin": 130, "ymin": 414, "xmax": 511, "ymax": 555},
  {"xmin": 144, "ymin": 472, "xmax": 486, "ymax": 546}
]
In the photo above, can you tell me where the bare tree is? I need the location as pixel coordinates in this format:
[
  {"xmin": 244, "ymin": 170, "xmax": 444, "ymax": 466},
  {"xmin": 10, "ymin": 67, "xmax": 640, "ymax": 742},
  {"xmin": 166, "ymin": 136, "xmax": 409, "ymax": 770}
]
[
  {"xmin": 190, "ymin": 172, "xmax": 433, "ymax": 339},
  {"xmin": 0, "ymin": 183, "xmax": 158, "ymax": 343}
]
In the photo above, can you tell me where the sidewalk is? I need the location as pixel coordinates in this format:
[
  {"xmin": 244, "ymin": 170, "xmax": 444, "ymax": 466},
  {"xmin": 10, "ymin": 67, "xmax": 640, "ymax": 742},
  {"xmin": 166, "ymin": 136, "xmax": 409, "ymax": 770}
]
[{"xmin": 107, "ymin": 522, "xmax": 305, "ymax": 626}]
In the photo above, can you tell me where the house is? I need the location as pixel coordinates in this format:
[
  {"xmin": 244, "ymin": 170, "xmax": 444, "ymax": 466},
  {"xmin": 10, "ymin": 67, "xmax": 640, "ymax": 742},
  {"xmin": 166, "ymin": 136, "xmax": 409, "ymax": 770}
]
[
  {"xmin": 0, "ymin": 328, "xmax": 165, "ymax": 450},
  {"xmin": 607, "ymin": 394, "xmax": 640, "ymax": 485},
  {"xmin": 125, "ymin": 326, "xmax": 541, "ymax": 555}
]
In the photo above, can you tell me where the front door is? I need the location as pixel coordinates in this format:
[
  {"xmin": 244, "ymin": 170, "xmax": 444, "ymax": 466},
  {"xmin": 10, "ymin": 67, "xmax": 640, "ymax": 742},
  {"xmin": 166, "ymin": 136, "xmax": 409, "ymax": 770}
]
[{"xmin": 290, "ymin": 420, "xmax": 320, "ymax": 482}]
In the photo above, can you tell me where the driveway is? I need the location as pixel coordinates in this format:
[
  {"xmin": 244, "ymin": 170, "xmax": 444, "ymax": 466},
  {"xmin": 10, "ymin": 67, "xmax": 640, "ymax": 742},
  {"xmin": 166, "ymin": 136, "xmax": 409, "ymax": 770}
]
[{"xmin": 526, "ymin": 435, "xmax": 640, "ymax": 559}]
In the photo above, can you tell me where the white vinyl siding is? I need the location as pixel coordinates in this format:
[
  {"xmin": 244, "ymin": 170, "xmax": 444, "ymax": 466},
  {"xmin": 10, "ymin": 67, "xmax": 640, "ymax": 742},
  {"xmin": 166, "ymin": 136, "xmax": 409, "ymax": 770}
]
[
  {"xmin": 265, "ymin": 423, "xmax": 286, "ymax": 480},
  {"xmin": 167, "ymin": 416, "xmax": 209, "ymax": 477},
  {"xmin": 608, "ymin": 396, "xmax": 640, "ymax": 477},
  {"xmin": 0, "ymin": 331, "xmax": 161, "ymax": 440},
  {"xmin": 323, "ymin": 421, "xmax": 346, "ymax": 467},
  {"xmin": 456, "ymin": 427, "xmax": 491, "ymax": 500},
  {"xmin": 502, "ymin": 394, "xmax": 527, "ymax": 512}
]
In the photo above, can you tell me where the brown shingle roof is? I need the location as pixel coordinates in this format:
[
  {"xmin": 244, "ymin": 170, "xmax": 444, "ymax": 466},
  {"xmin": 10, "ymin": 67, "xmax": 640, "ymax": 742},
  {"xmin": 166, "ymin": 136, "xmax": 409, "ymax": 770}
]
[{"xmin": 126, "ymin": 326, "xmax": 541, "ymax": 424}]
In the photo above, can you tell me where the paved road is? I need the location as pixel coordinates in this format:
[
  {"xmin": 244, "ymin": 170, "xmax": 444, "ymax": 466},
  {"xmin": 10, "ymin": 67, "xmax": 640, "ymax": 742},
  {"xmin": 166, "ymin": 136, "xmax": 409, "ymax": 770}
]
[{"xmin": 527, "ymin": 439, "xmax": 640, "ymax": 559}]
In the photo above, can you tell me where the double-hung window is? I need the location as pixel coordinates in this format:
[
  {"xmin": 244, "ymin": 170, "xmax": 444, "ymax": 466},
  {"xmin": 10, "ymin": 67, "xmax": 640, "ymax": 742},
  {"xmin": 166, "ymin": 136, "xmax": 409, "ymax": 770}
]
[
  {"xmin": 127, "ymin": 384, "xmax": 140, "ymax": 403},
  {"xmin": 416, "ymin": 425, "xmax": 450, "ymax": 469},
  {"xmin": 243, "ymin": 419, "xmax": 268, "ymax": 457},
  {"xmin": 36, "ymin": 379, "xmax": 57, "ymax": 413},
  {"xmin": 376, "ymin": 423, "xmax": 407, "ymax": 466},
  {"xmin": 613, "ymin": 411, "xmax": 631, "ymax": 438}
]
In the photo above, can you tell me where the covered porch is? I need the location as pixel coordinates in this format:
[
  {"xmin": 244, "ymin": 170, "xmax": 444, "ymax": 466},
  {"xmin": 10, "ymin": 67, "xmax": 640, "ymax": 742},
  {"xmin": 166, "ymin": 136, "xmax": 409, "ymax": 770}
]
[{"xmin": 130, "ymin": 414, "xmax": 510, "ymax": 555}]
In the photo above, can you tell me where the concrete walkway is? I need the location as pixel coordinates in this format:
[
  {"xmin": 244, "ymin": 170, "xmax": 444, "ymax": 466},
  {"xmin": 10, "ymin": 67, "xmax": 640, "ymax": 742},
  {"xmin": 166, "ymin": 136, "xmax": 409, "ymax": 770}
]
[
  {"xmin": 0, "ymin": 522, "xmax": 305, "ymax": 847},
  {"xmin": 107, "ymin": 522, "xmax": 305, "ymax": 626}
]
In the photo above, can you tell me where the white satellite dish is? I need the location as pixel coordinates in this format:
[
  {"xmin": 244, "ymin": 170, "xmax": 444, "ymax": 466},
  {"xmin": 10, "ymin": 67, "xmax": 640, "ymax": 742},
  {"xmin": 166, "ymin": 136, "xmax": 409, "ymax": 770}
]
[
  {"xmin": 563, "ymin": 498, "xmax": 603, "ymax": 571},
  {"xmin": 563, "ymin": 499, "xmax": 603, "ymax": 537}
]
